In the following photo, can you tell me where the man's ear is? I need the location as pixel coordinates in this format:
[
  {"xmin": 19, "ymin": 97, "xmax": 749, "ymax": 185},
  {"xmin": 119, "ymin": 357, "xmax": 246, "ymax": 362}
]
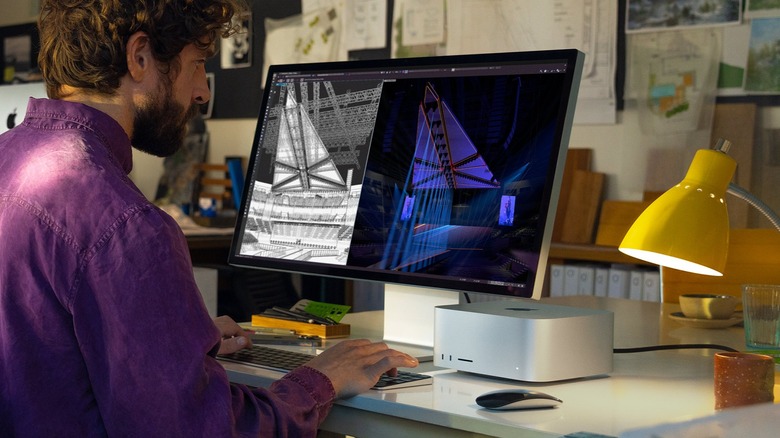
[{"xmin": 126, "ymin": 32, "xmax": 153, "ymax": 82}]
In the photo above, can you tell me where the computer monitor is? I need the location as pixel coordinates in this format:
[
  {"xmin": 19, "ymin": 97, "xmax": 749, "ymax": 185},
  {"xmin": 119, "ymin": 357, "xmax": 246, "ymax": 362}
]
[
  {"xmin": 0, "ymin": 82, "xmax": 48, "ymax": 135},
  {"xmin": 229, "ymin": 49, "xmax": 584, "ymax": 349}
]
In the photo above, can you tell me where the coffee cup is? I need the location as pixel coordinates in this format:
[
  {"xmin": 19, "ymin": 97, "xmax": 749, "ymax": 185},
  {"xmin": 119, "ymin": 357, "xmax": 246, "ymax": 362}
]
[{"xmin": 679, "ymin": 294, "xmax": 737, "ymax": 320}]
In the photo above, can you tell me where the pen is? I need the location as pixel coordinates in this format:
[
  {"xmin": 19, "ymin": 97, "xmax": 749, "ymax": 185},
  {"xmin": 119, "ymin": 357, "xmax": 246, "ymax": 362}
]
[
  {"xmin": 251, "ymin": 333, "xmax": 322, "ymax": 347},
  {"xmin": 262, "ymin": 311, "xmax": 325, "ymax": 325},
  {"xmin": 263, "ymin": 308, "xmax": 326, "ymax": 325},
  {"xmin": 242, "ymin": 326, "xmax": 297, "ymax": 335},
  {"xmin": 267, "ymin": 306, "xmax": 336, "ymax": 325}
]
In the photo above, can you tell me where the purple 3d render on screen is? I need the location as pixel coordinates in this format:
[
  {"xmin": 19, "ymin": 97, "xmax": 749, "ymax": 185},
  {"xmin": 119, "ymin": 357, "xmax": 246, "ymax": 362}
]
[{"xmin": 230, "ymin": 50, "xmax": 583, "ymax": 299}]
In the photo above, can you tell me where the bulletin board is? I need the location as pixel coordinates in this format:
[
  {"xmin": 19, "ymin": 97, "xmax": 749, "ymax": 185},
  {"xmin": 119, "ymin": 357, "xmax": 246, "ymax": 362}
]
[
  {"xmin": 204, "ymin": 0, "xmax": 624, "ymax": 120},
  {"xmin": 204, "ymin": 1, "xmax": 300, "ymax": 119},
  {"xmin": 204, "ymin": 0, "xmax": 395, "ymax": 120},
  {"xmin": 5, "ymin": 1, "xmax": 777, "ymax": 121}
]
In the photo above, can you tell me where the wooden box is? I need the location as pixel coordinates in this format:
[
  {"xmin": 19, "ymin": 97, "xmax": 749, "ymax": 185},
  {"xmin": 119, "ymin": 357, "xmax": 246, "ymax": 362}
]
[{"xmin": 251, "ymin": 315, "xmax": 351, "ymax": 338}]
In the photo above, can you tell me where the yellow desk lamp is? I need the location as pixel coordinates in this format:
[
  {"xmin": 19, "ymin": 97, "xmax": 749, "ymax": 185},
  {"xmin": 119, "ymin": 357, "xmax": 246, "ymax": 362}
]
[{"xmin": 618, "ymin": 138, "xmax": 780, "ymax": 276}]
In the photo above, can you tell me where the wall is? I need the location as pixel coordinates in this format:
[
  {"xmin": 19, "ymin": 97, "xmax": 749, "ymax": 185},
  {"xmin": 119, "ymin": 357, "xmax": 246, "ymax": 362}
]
[
  {"xmin": 130, "ymin": 118, "xmax": 258, "ymax": 200},
  {"xmin": 130, "ymin": 99, "xmax": 647, "ymax": 203},
  {"xmin": 4, "ymin": 2, "xmax": 777, "ymax": 215},
  {"xmin": 0, "ymin": 0, "xmax": 38, "ymax": 24},
  {"xmin": 138, "ymin": 117, "xmax": 647, "ymax": 203}
]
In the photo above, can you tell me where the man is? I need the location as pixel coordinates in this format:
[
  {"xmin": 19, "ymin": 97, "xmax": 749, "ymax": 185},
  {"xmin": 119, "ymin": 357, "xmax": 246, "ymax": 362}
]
[{"xmin": 0, "ymin": 1, "xmax": 417, "ymax": 436}]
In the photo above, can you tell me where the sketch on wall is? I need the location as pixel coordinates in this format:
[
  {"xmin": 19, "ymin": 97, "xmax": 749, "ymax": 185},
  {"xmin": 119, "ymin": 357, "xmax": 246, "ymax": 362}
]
[
  {"xmin": 744, "ymin": 17, "xmax": 780, "ymax": 92},
  {"xmin": 221, "ymin": 11, "xmax": 252, "ymax": 69},
  {"xmin": 626, "ymin": 0, "xmax": 742, "ymax": 33}
]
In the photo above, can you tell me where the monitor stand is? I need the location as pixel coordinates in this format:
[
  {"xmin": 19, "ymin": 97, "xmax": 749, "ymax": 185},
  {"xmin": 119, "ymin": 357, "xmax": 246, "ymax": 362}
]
[
  {"xmin": 381, "ymin": 284, "xmax": 532, "ymax": 362},
  {"xmin": 381, "ymin": 284, "xmax": 459, "ymax": 362}
]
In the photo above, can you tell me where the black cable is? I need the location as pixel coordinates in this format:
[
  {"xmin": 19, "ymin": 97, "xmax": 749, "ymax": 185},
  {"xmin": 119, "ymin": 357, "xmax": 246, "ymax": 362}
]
[
  {"xmin": 456, "ymin": 298, "xmax": 740, "ymax": 354},
  {"xmin": 614, "ymin": 344, "xmax": 738, "ymax": 354}
]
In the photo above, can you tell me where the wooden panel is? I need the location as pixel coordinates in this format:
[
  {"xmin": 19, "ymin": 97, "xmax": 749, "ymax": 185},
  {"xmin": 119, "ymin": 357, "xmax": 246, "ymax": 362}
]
[
  {"xmin": 712, "ymin": 103, "xmax": 757, "ymax": 228},
  {"xmin": 201, "ymin": 177, "xmax": 232, "ymax": 186},
  {"xmin": 552, "ymin": 149, "xmax": 592, "ymax": 242},
  {"xmin": 197, "ymin": 163, "xmax": 232, "ymax": 201},
  {"xmin": 549, "ymin": 242, "xmax": 653, "ymax": 266},
  {"xmin": 661, "ymin": 229, "xmax": 780, "ymax": 303},
  {"xmin": 559, "ymin": 170, "xmax": 605, "ymax": 244},
  {"xmin": 594, "ymin": 200, "xmax": 652, "ymax": 247}
]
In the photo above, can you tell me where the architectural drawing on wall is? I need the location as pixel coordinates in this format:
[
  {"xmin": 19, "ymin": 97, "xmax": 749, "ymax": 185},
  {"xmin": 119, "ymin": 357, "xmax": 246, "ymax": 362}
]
[
  {"xmin": 745, "ymin": 0, "xmax": 780, "ymax": 19},
  {"xmin": 221, "ymin": 11, "xmax": 252, "ymax": 69},
  {"xmin": 744, "ymin": 17, "xmax": 780, "ymax": 93},
  {"xmin": 263, "ymin": 7, "xmax": 343, "ymax": 85},
  {"xmin": 648, "ymin": 68, "xmax": 695, "ymax": 119},
  {"xmin": 626, "ymin": 0, "xmax": 741, "ymax": 33},
  {"xmin": 630, "ymin": 29, "xmax": 721, "ymax": 134},
  {"xmin": 438, "ymin": 0, "xmax": 617, "ymax": 124},
  {"xmin": 239, "ymin": 81, "xmax": 382, "ymax": 265},
  {"xmin": 379, "ymin": 84, "xmax": 501, "ymax": 272}
]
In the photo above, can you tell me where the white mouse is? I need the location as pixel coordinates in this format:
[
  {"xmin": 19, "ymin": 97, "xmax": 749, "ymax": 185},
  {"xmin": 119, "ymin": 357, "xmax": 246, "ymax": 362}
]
[{"xmin": 476, "ymin": 389, "xmax": 562, "ymax": 410}]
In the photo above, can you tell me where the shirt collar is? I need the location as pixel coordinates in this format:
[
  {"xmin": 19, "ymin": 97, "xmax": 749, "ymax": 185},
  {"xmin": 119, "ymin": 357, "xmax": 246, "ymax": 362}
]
[{"xmin": 25, "ymin": 98, "xmax": 134, "ymax": 174}]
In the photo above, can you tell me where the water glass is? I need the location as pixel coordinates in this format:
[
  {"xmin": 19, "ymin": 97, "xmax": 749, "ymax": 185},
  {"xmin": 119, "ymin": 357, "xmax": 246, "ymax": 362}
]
[{"xmin": 742, "ymin": 284, "xmax": 780, "ymax": 350}]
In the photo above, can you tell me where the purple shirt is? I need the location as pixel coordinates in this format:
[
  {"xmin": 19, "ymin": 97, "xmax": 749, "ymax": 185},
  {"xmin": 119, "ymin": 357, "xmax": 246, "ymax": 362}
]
[{"xmin": 0, "ymin": 98, "xmax": 335, "ymax": 437}]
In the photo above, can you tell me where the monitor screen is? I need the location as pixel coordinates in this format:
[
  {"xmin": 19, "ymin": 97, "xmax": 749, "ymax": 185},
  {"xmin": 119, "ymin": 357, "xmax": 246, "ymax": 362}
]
[{"xmin": 229, "ymin": 50, "xmax": 583, "ymax": 300}]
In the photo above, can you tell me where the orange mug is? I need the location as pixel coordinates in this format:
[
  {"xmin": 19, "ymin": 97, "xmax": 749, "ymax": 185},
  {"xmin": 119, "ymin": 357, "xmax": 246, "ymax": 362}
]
[{"xmin": 714, "ymin": 352, "xmax": 774, "ymax": 410}]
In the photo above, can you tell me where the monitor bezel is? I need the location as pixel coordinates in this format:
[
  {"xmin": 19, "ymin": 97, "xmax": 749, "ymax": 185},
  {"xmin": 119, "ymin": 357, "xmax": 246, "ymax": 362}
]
[{"xmin": 228, "ymin": 49, "xmax": 584, "ymax": 299}]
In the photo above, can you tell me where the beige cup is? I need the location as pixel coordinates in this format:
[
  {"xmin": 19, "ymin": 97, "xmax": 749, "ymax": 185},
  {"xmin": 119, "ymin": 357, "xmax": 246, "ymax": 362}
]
[
  {"xmin": 679, "ymin": 294, "xmax": 737, "ymax": 320},
  {"xmin": 714, "ymin": 352, "xmax": 775, "ymax": 410},
  {"xmin": 742, "ymin": 284, "xmax": 780, "ymax": 350}
]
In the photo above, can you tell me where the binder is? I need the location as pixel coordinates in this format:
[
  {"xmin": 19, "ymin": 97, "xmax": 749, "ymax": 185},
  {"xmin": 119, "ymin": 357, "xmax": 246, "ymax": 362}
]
[
  {"xmin": 642, "ymin": 270, "xmax": 661, "ymax": 302},
  {"xmin": 594, "ymin": 267, "xmax": 609, "ymax": 297},
  {"xmin": 550, "ymin": 264, "xmax": 565, "ymax": 297},
  {"xmin": 578, "ymin": 265, "xmax": 595, "ymax": 295},
  {"xmin": 563, "ymin": 265, "xmax": 579, "ymax": 296},
  {"xmin": 608, "ymin": 265, "xmax": 631, "ymax": 299},
  {"xmin": 629, "ymin": 270, "xmax": 644, "ymax": 300}
]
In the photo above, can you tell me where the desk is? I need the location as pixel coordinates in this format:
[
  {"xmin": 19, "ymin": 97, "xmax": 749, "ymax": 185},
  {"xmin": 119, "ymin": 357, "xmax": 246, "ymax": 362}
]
[{"xmin": 221, "ymin": 296, "xmax": 779, "ymax": 437}]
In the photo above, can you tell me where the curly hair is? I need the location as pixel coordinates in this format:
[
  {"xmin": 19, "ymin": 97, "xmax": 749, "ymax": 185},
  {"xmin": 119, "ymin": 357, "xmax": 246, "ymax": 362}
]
[{"xmin": 38, "ymin": 0, "xmax": 246, "ymax": 99}]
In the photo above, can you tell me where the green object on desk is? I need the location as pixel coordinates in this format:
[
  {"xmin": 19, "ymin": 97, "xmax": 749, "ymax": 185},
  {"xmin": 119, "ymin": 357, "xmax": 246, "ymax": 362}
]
[{"xmin": 292, "ymin": 299, "xmax": 350, "ymax": 323}]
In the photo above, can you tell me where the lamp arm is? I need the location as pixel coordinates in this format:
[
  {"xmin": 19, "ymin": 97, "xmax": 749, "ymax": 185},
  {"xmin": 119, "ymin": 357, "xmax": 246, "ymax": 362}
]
[{"xmin": 727, "ymin": 183, "xmax": 780, "ymax": 232}]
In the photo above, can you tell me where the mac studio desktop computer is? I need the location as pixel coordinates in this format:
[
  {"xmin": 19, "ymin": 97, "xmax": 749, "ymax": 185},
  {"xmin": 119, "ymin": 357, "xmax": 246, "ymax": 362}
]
[{"xmin": 228, "ymin": 49, "xmax": 613, "ymax": 383}]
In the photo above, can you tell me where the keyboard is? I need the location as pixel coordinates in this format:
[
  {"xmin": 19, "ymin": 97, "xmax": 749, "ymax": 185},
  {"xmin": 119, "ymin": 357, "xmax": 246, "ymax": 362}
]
[{"xmin": 219, "ymin": 345, "xmax": 432, "ymax": 390}]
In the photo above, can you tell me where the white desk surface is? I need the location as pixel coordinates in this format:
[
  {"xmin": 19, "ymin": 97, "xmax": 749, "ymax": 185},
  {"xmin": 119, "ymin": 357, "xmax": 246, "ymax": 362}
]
[{"xmin": 221, "ymin": 296, "xmax": 780, "ymax": 438}]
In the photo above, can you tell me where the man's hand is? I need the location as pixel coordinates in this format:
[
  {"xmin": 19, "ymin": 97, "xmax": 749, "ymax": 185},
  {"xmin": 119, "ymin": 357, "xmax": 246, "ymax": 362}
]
[
  {"xmin": 303, "ymin": 339, "xmax": 419, "ymax": 399},
  {"xmin": 213, "ymin": 315, "xmax": 253, "ymax": 355}
]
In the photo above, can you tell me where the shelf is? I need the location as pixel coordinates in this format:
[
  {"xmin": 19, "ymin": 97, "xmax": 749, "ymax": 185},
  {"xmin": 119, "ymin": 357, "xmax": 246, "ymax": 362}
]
[{"xmin": 548, "ymin": 242, "xmax": 653, "ymax": 266}]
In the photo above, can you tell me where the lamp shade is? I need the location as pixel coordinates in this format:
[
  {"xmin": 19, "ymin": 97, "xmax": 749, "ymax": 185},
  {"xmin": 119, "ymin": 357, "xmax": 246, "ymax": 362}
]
[{"xmin": 619, "ymin": 148, "xmax": 737, "ymax": 276}]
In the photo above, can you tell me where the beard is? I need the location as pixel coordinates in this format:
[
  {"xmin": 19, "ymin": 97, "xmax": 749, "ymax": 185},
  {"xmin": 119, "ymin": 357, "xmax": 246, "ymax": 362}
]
[{"xmin": 131, "ymin": 81, "xmax": 199, "ymax": 158}]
